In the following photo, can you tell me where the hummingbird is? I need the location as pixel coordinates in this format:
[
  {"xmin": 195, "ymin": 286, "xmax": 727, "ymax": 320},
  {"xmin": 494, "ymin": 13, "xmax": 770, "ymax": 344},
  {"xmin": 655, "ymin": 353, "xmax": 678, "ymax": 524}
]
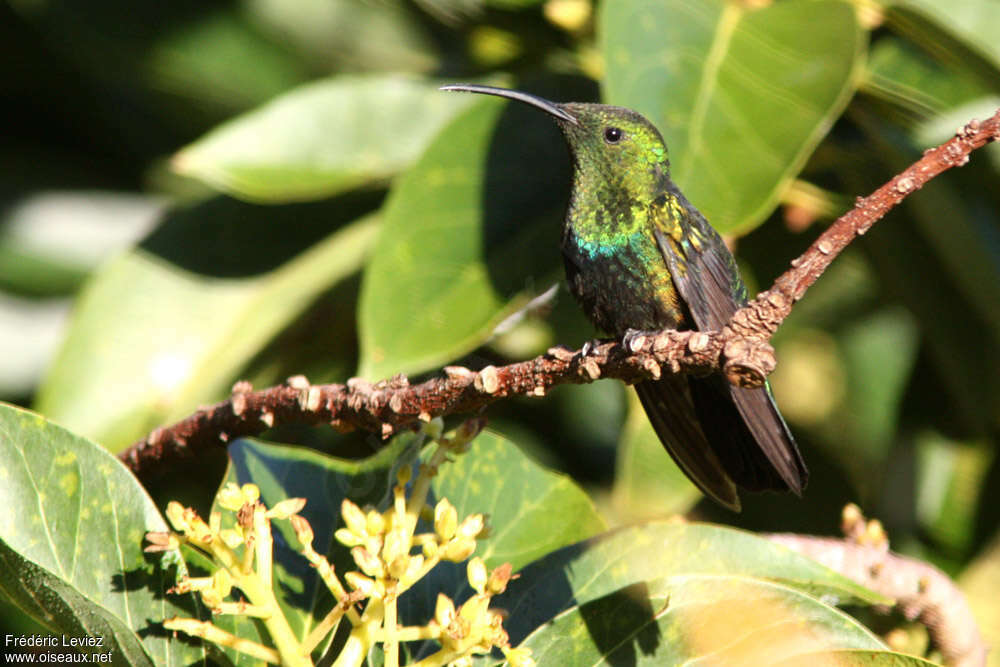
[{"xmin": 441, "ymin": 84, "xmax": 807, "ymax": 511}]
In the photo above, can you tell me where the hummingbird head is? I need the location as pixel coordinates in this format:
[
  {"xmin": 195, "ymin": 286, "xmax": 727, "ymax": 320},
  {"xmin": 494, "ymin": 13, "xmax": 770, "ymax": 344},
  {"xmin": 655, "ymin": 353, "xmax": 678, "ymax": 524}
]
[{"xmin": 440, "ymin": 84, "xmax": 671, "ymax": 205}]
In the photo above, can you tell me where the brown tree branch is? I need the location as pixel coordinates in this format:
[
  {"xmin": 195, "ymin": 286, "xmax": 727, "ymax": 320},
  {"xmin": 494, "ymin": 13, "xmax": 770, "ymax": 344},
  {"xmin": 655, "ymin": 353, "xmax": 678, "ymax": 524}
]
[
  {"xmin": 119, "ymin": 109, "xmax": 1000, "ymax": 481},
  {"xmin": 767, "ymin": 505, "xmax": 987, "ymax": 667}
]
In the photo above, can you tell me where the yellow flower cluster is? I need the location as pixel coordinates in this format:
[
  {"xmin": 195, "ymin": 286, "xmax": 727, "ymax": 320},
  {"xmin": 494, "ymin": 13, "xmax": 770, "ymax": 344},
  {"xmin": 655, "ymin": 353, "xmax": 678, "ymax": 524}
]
[{"xmin": 147, "ymin": 418, "xmax": 534, "ymax": 667}]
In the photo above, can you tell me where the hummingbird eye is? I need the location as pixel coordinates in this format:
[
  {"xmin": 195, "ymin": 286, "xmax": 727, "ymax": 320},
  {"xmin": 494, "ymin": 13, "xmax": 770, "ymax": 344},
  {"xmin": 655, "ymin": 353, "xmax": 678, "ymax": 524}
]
[{"xmin": 603, "ymin": 127, "xmax": 624, "ymax": 144}]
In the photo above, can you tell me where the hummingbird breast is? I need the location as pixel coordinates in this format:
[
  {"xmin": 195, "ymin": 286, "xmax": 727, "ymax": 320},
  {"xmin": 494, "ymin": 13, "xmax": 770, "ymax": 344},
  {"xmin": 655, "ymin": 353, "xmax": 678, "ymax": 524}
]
[{"xmin": 561, "ymin": 226, "xmax": 684, "ymax": 336}]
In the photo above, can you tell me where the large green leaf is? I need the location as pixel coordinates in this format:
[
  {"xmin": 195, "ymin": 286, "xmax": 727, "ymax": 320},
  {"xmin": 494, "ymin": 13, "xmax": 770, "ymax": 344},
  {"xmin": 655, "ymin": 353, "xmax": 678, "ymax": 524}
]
[
  {"xmin": 497, "ymin": 521, "xmax": 888, "ymax": 645},
  {"xmin": 520, "ymin": 576, "xmax": 896, "ymax": 665},
  {"xmin": 398, "ymin": 430, "xmax": 604, "ymax": 656},
  {"xmin": 613, "ymin": 392, "xmax": 701, "ymax": 519},
  {"xmin": 358, "ymin": 89, "xmax": 575, "ymax": 378},
  {"xmin": 863, "ymin": 36, "xmax": 994, "ymax": 122},
  {"xmin": 36, "ymin": 197, "xmax": 379, "ymax": 451},
  {"xmin": 244, "ymin": 0, "xmax": 439, "ymax": 73},
  {"xmin": 600, "ymin": 0, "xmax": 864, "ymax": 234},
  {"xmin": 887, "ymin": 0, "xmax": 1000, "ymax": 75},
  {"xmin": 0, "ymin": 402, "xmax": 207, "ymax": 666},
  {"xmin": 430, "ymin": 430, "xmax": 605, "ymax": 571},
  {"xmin": 173, "ymin": 75, "xmax": 484, "ymax": 203}
]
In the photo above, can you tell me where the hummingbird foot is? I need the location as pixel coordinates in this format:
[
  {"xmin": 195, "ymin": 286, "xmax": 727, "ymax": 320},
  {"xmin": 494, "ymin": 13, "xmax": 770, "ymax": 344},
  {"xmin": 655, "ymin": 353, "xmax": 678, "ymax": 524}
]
[
  {"xmin": 580, "ymin": 337, "xmax": 604, "ymax": 357},
  {"xmin": 622, "ymin": 328, "xmax": 659, "ymax": 354}
]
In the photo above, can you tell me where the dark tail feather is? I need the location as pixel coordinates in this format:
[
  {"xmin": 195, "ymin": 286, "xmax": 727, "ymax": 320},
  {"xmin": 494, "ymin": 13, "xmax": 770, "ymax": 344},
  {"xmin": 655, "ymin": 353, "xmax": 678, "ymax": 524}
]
[
  {"xmin": 635, "ymin": 375, "xmax": 808, "ymax": 511},
  {"xmin": 688, "ymin": 376, "xmax": 808, "ymax": 495},
  {"xmin": 634, "ymin": 376, "xmax": 740, "ymax": 511}
]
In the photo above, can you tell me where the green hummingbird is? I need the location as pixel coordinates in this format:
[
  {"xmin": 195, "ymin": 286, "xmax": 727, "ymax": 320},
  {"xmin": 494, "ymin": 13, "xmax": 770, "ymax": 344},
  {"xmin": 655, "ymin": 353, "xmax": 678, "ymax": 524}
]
[{"xmin": 441, "ymin": 84, "xmax": 807, "ymax": 511}]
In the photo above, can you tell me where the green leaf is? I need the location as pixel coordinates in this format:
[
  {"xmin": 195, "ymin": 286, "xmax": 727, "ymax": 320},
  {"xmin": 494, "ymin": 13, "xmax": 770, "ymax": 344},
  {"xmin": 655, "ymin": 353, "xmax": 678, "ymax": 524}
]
[
  {"xmin": 430, "ymin": 430, "xmax": 605, "ymax": 571},
  {"xmin": 838, "ymin": 307, "xmax": 919, "ymax": 467},
  {"xmin": 600, "ymin": 0, "xmax": 864, "ymax": 234},
  {"xmin": 245, "ymin": 0, "xmax": 440, "ymax": 73},
  {"xmin": 215, "ymin": 434, "xmax": 415, "ymax": 661},
  {"xmin": 173, "ymin": 75, "xmax": 485, "ymax": 203},
  {"xmin": 613, "ymin": 392, "xmax": 701, "ymax": 519},
  {"xmin": 863, "ymin": 37, "xmax": 994, "ymax": 122},
  {"xmin": 775, "ymin": 650, "xmax": 943, "ymax": 666},
  {"xmin": 398, "ymin": 429, "xmax": 604, "ymax": 655},
  {"xmin": 915, "ymin": 431, "xmax": 994, "ymax": 557},
  {"xmin": 36, "ymin": 197, "xmax": 379, "ymax": 451},
  {"xmin": 358, "ymin": 91, "xmax": 573, "ymax": 378},
  {"xmin": 521, "ymin": 576, "xmax": 890, "ymax": 665},
  {"xmin": 0, "ymin": 191, "xmax": 161, "ymax": 296},
  {"xmin": 0, "ymin": 402, "xmax": 207, "ymax": 666},
  {"xmin": 887, "ymin": 0, "xmax": 1000, "ymax": 75},
  {"xmin": 498, "ymin": 521, "xmax": 888, "ymax": 645}
]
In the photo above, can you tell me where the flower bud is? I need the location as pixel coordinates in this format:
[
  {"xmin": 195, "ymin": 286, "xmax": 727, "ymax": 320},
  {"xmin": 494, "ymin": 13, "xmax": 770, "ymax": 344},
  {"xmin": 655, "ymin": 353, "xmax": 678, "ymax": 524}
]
[
  {"xmin": 219, "ymin": 529, "xmax": 244, "ymax": 549},
  {"xmin": 487, "ymin": 562, "xmax": 513, "ymax": 595},
  {"xmin": 434, "ymin": 499, "xmax": 458, "ymax": 541},
  {"xmin": 441, "ymin": 537, "xmax": 477, "ymax": 562},
  {"xmin": 422, "ymin": 539, "xmax": 439, "ymax": 559},
  {"xmin": 434, "ymin": 593, "xmax": 456, "ymax": 628},
  {"xmin": 366, "ymin": 509, "xmax": 386, "ymax": 536},
  {"xmin": 387, "ymin": 554, "xmax": 409, "ymax": 580},
  {"xmin": 341, "ymin": 499, "xmax": 368, "ymax": 537},
  {"xmin": 456, "ymin": 514, "xmax": 485, "ymax": 541},
  {"xmin": 291, "ymin": 515, "xmax": 314, "ymax": 547},
  {"xmin": 267, "ymin": 497, "xmax": 306, "ymax": 519},
  {"xmin": 241, "ymin": 483, "xmax": 260, "ymax": 503},
  {"xmin": 351, "ymin": 546, "xmax": 384, "ymax": 578},
  {"xmin": 467, "ymin": 557, "xmax": 487, "ymax": 594},
  {"xmin": 400, "ymin": 554, "xmax": 424, "ymax": 588},
  {"xmin": 344, "ymin": 571, "xmax": 377, "ymax": 598},
  {"xmin": 381, "ymin": 528, "xmax": 408, "ymax": 565},
  {"xmin": 335, "ymin": 528, "xmax": 363, "ymax": 547},
  {"xmin": 165, "ymin": 501, "xmax": 189, "ymax": 532},
  {"xmin": 217, "ymin": 483, "xmax": 244, "ymax": 511},
  {"xmin": 396, "ymin": 465, "xmax": 412, "ymax": 486}
]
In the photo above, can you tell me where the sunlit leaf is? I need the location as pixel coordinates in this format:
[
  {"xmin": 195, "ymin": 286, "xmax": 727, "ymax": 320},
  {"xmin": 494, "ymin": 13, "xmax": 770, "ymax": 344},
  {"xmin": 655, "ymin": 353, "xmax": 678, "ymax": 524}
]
[
  {"xmin": 358, "ymin": 91, "xmax": 574, "ymax": 379},
  {"xmin": 36, "ymin": 198, "xmax": 379, "ymax": 450},
  {"xmin": 245, "ymin": 0, "xmax": 439, "ymax": 73},
  {"xmin": 173, "ymin": 75, "xmax": 485, "ymax": 202},
  {"xmin": 398, "ymin": 429, "xmax": 604, "ymax": 655},
  {"xmin": 521, "ymin": 576, "xmax": 893, "ymax": 665},
  {"xmin": 0, "ymin": 403, "xmax": 206, "ymax": 666},
  {"xmin": 887, "ymin": 0, "xmax": 1000, "ymax": 74},
  {"xmin": 498, "ymin": 520, "xmax": 887, "ymax": 645},
  {"xmin": 601, "ymin": 0, "xmax": 864, "ymax": 233}
]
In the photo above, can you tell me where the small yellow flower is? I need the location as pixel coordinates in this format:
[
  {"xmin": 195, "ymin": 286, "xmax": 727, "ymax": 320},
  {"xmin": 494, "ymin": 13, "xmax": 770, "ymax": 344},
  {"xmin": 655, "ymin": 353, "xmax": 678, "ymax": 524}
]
[
  {"xmin": 441, "ymin": 537, "xmax": 476, "ymax": 563},
  {"xmin": 216, "ymin": 483, "xmax": 245, "ymax": 511},
  {"xmin": 467, "ymin": 557, "xmax": 487, "ymax": 594},
  {"xmin": 434, "ymin": 499, "xmax": 458, "ymax": 542},
  {"xmin": 266, "ymin": 497, "xmax": 306, "ymax": 519},
  {"xmin": 351, "ymin": 546, "xmax": 384, "ymax": 578},
  {"xmin": 341, "ymin": 499, "xmax": 368, "ymax": 537},
  {"xmin": 344, "ymin": 571, "xmax": 378, "ymax": 598},
  {"xmin": 434, "ymin": 594, "xmax": 456, "ymax": 629},
  {"xmin": 240, "ymin": 483, "xmax": 260, "ymax": 503},
  {"xmin": 456, "ymin": 514, "xmax": 484, "ymax": 541}
]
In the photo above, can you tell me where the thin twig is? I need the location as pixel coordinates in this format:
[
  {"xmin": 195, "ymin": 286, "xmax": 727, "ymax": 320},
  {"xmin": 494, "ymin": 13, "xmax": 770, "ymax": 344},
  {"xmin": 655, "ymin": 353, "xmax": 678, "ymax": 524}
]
[{"xmin": 119, "ymin": 109, "xmax": 1000, "ymax": 482}]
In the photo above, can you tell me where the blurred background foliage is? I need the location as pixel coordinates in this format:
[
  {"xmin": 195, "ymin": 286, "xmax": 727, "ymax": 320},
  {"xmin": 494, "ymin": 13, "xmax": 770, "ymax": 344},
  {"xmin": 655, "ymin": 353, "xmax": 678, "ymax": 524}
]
[{"xmin": 2, "ymin": 0, "xmax": 999, "ymax": 659}]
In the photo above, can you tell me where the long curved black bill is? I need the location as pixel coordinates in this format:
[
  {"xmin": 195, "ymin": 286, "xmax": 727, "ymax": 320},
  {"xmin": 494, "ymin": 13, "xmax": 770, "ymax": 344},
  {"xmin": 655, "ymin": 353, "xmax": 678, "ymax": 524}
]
[{"xmin": 440, "ymin": 84, "xmax": 578, "ymax": 125}]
